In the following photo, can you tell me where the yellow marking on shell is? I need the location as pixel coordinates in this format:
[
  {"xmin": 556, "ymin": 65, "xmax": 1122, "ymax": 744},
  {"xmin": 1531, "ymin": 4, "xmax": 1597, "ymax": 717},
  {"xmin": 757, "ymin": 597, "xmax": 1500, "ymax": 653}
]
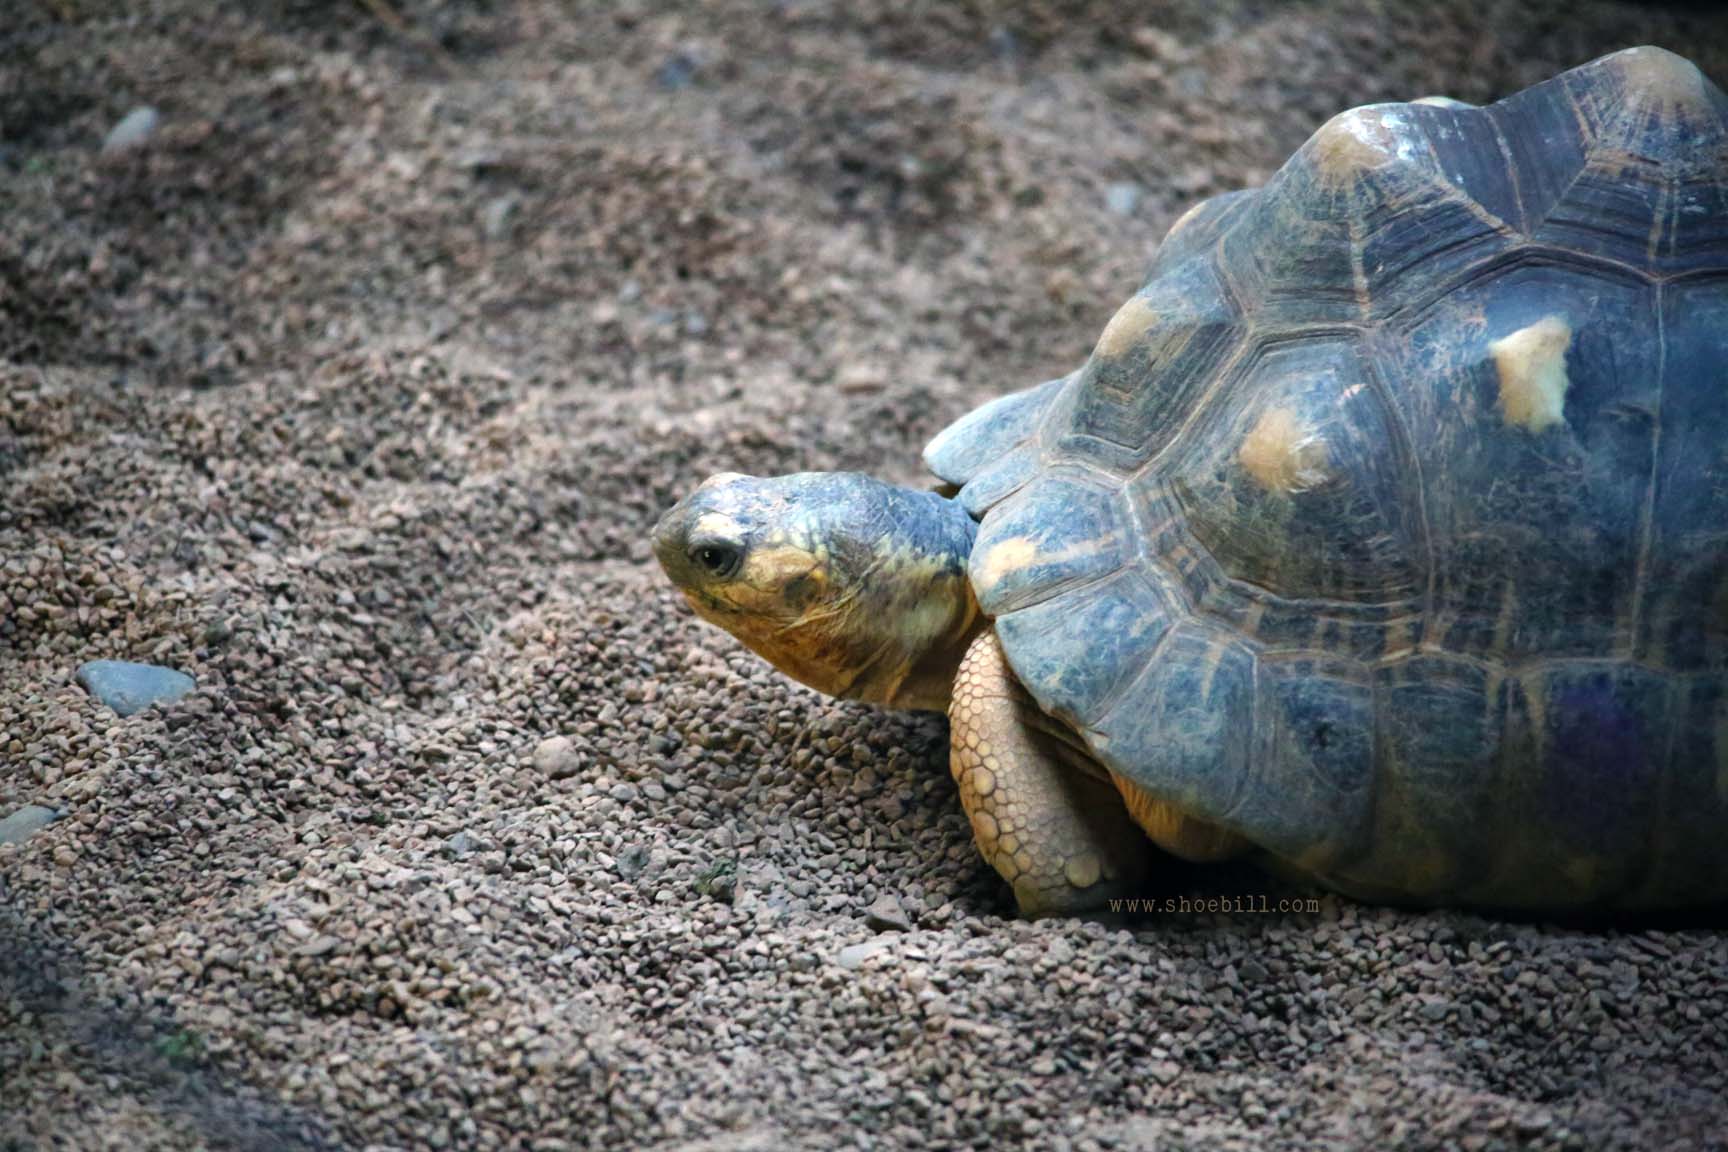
[
  {"xmin": 976, "ymin": 537, "xmax": 1041, "ymax": 590},
  {"xmin": 1197, "ymin": 636, "xmax": 1228, "ymax": 700},
  {"xmin": 1491, "ymin": 316, "xmax": 1572, "ymax": 432},
  {"xmin": 1164, "ymin": 198, "xmax": 1213, "ymax": 243},
  {"xmin": 1612, "ymin": 46, "xmax": 1716, "ymax": 121},
  {"xmin": 975, "ymin": 535, "xmax": 1110, "ymax": 597},
  {"xmin": 1309, "ymin": 108, "xmax": 1397, "ymax": 185},
  {"xmin": 1093, "ymin": 295, "xmax": 1159, "ymax": 360},
  {"xmin": 1412, "ymin": 95, "xmax": 1472, "ymax": 109},
  {"xmin": 1239, "ymin": 407, "xmax": 1331, "ymax": 493}
]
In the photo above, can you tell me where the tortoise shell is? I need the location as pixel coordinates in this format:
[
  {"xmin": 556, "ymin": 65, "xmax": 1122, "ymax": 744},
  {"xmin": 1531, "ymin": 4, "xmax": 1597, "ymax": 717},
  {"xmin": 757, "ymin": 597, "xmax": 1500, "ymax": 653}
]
[{"xmin": 924, "ymin": 47, "xmax": 1728, "ymax": 907}]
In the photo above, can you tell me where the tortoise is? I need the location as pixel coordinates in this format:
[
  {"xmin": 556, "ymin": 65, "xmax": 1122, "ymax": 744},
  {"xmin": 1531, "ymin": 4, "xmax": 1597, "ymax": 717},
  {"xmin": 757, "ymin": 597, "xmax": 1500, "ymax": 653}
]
[{"xmin": 654, "ymin": 47, "xmax": 1728, "ymax": 916}]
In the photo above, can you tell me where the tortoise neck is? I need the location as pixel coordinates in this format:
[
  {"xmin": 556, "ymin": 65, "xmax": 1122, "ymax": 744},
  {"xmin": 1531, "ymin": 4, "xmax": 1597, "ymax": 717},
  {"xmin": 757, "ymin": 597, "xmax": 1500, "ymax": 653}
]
[
  {"xmin": 861, "ymin": 588, "xmax": 988, "ymax": 712},
  {"xmin": 822, "ymin": 484, "xmax": 982, "ymax": 712}
]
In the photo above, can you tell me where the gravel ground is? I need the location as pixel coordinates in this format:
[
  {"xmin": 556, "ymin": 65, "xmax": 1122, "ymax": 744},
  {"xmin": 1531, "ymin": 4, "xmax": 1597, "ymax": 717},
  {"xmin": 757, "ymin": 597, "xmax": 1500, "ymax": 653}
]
[{"xmin": 4, "ymin": 2, "xmax": 1728, "ymax": 1150}]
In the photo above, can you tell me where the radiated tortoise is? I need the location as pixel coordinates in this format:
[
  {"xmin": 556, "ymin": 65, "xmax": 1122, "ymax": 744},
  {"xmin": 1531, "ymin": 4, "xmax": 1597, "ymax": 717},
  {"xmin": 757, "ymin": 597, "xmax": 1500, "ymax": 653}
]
[{"xmin": 655, "ymin": 48, "xmax": 1728, "ymax": 916}]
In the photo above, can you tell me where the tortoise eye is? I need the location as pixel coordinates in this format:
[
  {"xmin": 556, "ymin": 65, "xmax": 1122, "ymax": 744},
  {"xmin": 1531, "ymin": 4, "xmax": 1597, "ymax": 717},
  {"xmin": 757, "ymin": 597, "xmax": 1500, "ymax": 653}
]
[{"xmin": 691, "ymin": 541, "xmax": 742, "ymax": 578}]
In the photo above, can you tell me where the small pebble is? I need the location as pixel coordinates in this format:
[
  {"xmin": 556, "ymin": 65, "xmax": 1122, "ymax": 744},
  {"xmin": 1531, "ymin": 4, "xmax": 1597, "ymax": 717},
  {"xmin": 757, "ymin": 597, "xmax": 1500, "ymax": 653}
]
[
  {"xmin": 836, "ymin": 937, "xmax": 898, "ymax": 971},
  {"xmin": 533, "ymin": 736, "xmax": 581, "ymax": 780},
  {"xmin": 655, "ymin": 51, "xmax": 699, "ymax": 90},
  {"xmin": 296, "ymin": 935, "xmax": 342, "ymax": 958},
  {"xmin": 102, "ymin": 105, "xmax": 160, "ymax": 153},
  {"xmin": 480, "ymin": 195, "xmax": 517, "ymax": 241},
  {"xmin": 863, "ymin": 892, "xmax": 912, "ymax": 933},
  {"xmin": 1105, "ymin": 181, "xmax": 1144, "ymax": 216}
]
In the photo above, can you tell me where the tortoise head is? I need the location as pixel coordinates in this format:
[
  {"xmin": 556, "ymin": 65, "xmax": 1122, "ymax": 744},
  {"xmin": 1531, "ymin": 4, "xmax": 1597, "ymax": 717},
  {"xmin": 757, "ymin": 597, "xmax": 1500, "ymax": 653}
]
[{"xmin": 654, "ymin": 472, "xmax": 981, "ymax": 710}]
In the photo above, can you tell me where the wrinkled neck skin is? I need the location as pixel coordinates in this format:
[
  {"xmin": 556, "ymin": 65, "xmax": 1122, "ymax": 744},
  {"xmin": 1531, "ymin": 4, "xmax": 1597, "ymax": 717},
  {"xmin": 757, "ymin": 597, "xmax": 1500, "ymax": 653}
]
[
  {"xmin": 663, "ymin": 474, "xmax": 984, "ymax": 712},
  {"xmin": 836, "ymin": 525, "xmax": 985, "ymax": 711}
]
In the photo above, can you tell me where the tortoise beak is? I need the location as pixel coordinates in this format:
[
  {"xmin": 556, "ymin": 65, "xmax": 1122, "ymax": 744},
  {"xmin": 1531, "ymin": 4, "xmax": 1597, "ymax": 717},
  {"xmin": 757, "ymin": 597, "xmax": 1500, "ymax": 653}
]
[{"xmin": 652, "ymin": 500, "xmax": 693, "ymax": 580}]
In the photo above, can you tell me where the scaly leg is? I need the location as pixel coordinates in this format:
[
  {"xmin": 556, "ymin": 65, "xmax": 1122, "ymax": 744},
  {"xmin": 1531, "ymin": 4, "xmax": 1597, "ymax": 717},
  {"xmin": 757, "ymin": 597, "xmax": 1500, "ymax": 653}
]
[{"xmin": 949, "ymin": 630, "xmax": 1152, "ymax": 917}]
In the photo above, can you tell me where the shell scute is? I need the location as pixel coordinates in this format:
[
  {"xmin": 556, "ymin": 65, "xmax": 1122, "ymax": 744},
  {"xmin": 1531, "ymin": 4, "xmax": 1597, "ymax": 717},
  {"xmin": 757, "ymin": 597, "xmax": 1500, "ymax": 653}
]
[
  {"xmin": 1059, "ymin": 256, "xmax": 1243, "ymax": 471},
  {"xmin": 1089, "ymin": 624, "xmax": 1256, "ymax": 834},
  {"xmin": 1637, "ymin": 277, "xmax": 1728, "ymax": 669},
  {"xmin": 1219, "ymin": 103, "xmax": 1518, "ymax": 326},
  {"xmin": 994, "ymin": 568, "xmax": 1176, "ymax": 729},
  {"xmin": 1351, "ymin": 655, "xmax": 1508, "ymax": 899},
  {"xmin": 969, "ymin": 470, "xmax": 1123, "ymax": 615},
  {"xmin": 924, "ymin": 375, "xmax": 1064, "ymax": 489},
  {"xmin": 1167, "ymin": 335, "xmax": 1425, "ymax": 605},
  {"xmin": 1249, "ymin": 657, "xmax": 1377, "ymax": 865},
  {"xmin": 1381, "ymin": 261, "xmax": 1659, "ymax": 661},
  {"xmin": 1512, "ymin": 46, "xmax": 1728, "ymax": 272},
  {"xmin": 1491, "ymin": 662, "xmax": 1672, "ymax": 905}
]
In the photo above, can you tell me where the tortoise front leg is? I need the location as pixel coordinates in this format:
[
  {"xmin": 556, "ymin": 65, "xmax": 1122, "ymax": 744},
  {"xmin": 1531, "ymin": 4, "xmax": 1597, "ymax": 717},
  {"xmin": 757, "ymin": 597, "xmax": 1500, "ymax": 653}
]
[{"xmin": 949, "ymin": 629, "xmax": 1152, "ymax": 917}]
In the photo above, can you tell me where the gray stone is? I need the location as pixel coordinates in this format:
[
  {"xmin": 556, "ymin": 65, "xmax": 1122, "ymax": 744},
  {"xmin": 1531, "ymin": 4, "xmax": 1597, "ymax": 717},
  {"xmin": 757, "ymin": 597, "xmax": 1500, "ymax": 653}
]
[
  {"xmin": 533, "ymin": 735, "xmax": 581, "ymax": 779},
  {"xmin": 863, "ymin": 892, "xmax": 912, "ymax": 933},
  {"xmin": 655, "ymin": 52, "xmax": 699, "ymax": 90},
  {"xmin": 837, "ymin": 937, "xmax": 897, "ymax": 971},
  {"xmin": 75, "ymin": 660, "xmax": 195, "ymax": 716},
  {"xmin": 296, "ymin": 935, "xmax": 343, "ymax": 958},
  {"xmin": 102, "ymin": 106, "xmax": 160, "ymax": 154},
  {"xmin": 0, "ymin": 805, "xmax": 63, "ymax": 845},
  {"xmin": 615, "ymin": 843, "xmax": 651, "ymax": 879},
  {"xmin": 480, "ymin": 195, "xmax": 517, "ymax": 241},
  {"xmin": 1105, "ymin": 181, "xmax": 1144, "ymax": 216}
]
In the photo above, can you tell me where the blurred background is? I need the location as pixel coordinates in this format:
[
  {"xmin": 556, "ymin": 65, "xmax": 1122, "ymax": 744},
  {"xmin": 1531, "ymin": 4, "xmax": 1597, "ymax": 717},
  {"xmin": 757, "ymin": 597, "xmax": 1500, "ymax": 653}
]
[{"xmin": 4, "ymin": 3, "xmax": 1728, "ymax": 1150}]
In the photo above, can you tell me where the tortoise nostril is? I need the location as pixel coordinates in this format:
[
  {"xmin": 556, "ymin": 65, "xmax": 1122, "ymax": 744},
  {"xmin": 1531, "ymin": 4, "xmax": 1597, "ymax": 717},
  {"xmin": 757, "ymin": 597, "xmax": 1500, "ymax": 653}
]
[{"xmin": 652, "ymin": 505, "xmax": 690, "ymax": 571}]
